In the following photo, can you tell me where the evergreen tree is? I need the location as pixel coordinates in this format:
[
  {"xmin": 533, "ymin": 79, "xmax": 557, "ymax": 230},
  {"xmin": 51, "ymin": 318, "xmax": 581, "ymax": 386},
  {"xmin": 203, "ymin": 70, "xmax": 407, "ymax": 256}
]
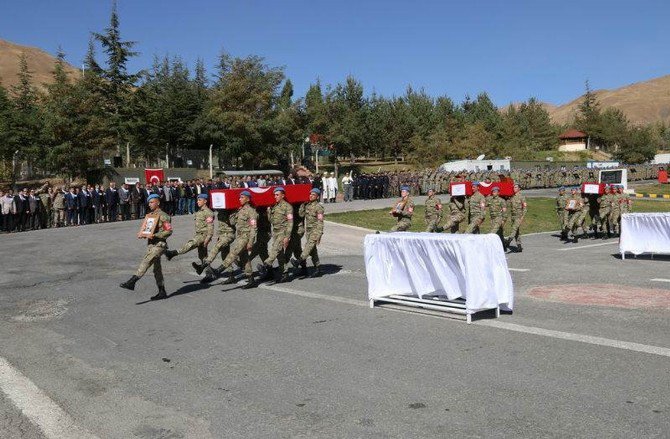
[
  {"xmin": 10, "ymin": 53, "xmax": 43, "ymax": 172},
  {"xmin": 0, "ymin": 82, "xmax": 17, "ymax": 178}
]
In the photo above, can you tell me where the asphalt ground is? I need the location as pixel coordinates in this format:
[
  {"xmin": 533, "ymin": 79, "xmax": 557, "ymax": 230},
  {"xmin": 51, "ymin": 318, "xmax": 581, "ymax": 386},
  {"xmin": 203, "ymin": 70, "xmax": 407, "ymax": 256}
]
[{"xmin": 1, "ymin": 209, "xmax": 669, "ymax": 438}]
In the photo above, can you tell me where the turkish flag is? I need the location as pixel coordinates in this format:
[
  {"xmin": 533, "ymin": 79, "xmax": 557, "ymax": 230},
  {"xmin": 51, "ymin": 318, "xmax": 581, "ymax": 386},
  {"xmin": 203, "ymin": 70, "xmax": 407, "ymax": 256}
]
[
  {"xmin": 208, "ymin": 184, "xmax": 312, "ymax": 210},
  {"xmin": 144, "ymin": 168, "xmax": 165, "ymax": 185}
]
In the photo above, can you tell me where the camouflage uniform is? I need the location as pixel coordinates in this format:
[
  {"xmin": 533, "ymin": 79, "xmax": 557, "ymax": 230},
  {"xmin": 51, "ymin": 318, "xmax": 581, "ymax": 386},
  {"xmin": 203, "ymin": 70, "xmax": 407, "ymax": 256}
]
[
  {"xmin": 200, "ymin": 210, "xmax": 236, "ymax": 278},
  {"xmin": 465, "ymin": 191, "xmax": 487, "ymax": 234},
  {"xmin": 506, "ymin": 192, "xmax": 527, "ymax": 249},
  {"xmin": 556, "ymin": 191, "xmax": 568, "ymax": 239},
  {"xmin": 263, "ymin": 198, "xmax": 293, "ymax": 275},
  {"xmin": 298, "ymin": 199, "xmax": 325, "ymax": 268},
  {"xmin": 443, "ymin": 196, "xmax": 466, "ymax": 233},
  {"xmin": 390, "ymin": 196, "xmax": 414, "ymax": 232},
  {"xmin": 218, "ymin": 203, "xmax": 258, "ymax": 278},
  {"xmin": 424, "ymin": 194, "xmax": 443, "ymax": 232},
  {"xmin": 597, "ymin": 191, "xmax": 613, "ymax": 237},
  {"xmin": 175, "ymin": 205, "xmax": 214, "ymax": 262},
  {"xmin": 563, "ymin": 193, "xmax": 583, "ymax": 240},
  {"xmin": 134, "ymin": 208, "xmax": 172, "ymax": 287},
  {"xmin": 487, "ymin": 192, "xmax": 508, "ymax": 245}
]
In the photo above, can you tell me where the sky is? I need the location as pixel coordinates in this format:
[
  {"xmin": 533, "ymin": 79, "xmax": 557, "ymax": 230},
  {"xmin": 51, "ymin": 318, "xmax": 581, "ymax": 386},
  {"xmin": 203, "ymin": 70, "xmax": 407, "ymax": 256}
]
[{"xmin": 2, "ymin": 0, "xmax": 669, "ymax": 106}]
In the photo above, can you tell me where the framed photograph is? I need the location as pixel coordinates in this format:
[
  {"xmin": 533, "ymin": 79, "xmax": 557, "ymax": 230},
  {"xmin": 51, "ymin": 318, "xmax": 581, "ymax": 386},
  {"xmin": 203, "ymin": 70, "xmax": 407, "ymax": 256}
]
[
  {"xmin": 139, "ymin": 214, "xmax": 159, "ymax": 236},
  {"xmin": 566, "ymin": 199, "xmax": 577, "ymax": 210}
]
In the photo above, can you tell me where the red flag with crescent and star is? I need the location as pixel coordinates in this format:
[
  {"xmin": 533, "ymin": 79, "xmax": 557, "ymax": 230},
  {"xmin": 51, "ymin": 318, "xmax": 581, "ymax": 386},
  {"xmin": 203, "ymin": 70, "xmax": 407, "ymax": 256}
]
[{"xmin": 144, "ymin": 168, "xmax": 165, "ymax": 185}]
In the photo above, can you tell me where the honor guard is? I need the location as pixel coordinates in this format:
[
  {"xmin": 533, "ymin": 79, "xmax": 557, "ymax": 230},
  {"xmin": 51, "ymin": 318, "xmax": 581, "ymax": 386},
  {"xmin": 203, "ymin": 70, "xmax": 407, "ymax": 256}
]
[
  {"xmin": 423, "ymin": 188, "xmax": 443, "ymax": 232},
  {"xmin": 120, "ymin": 194, "xmax": 172, "ymax": 300},
  {"xmin": 465, "ymin": 182, "xmax": 486, "ymax": 234},
  {"xmin": 257, "ymin": 187, "xmax": 294, "ymax": 283},
  {"xmin": 390, "ymin": 186, "xmax": 414, "ymax": 232},
  {"xmin": 505, "ymin": 184, "xmax": 527, "ymax": 252},
  {"xmin": 290, "ymin": 188, "xmax": 325, "ymax": 278},
  {"xmin": 165, "ymin": 193, "xmax": 214, "ymax": 263},
  {"xmin": 195, "ymin": 209, "xmax": 236, "ymax": 283},
  {"xmin": 556, "ymin": 187, "xmax": 568, "ymax": 240},
  {"xmin": 487, "ymin": 186, "xmax": 508, "ymax": 247}
]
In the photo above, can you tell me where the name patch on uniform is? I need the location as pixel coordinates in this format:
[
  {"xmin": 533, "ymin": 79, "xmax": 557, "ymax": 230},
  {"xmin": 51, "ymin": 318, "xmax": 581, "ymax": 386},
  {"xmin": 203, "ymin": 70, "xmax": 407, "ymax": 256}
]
[
  {"xmin": 317, "ymin": 213, "xmax": 324, "ymax": 221},
  {"xmin": 206, "ymin": 216, "xmax": 214, "ymax": 223}
]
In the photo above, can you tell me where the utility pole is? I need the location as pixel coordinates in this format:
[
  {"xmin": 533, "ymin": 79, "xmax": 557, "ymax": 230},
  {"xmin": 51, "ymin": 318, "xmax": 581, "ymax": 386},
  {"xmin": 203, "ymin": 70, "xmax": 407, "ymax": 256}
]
[
  {"xmin": 209, "ymin": 144, "xmax": 213, "ymax": 179},
  {"xmin": 165, "ymin": 143, "xmax": 169, "ymax": 168},
  {"xmin": 126, "ymin": 142, "xmax": 130, "ymax": 167}
]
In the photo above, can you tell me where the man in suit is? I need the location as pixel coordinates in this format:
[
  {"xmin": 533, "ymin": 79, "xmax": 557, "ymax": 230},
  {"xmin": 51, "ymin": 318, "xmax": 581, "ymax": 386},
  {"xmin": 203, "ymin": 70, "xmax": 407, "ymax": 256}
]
[
  {"xmin": 65, "ymin": 187, "xmax": 78, "ymax": 226},
  {"xmin": 105, "ymin": 182, "xmax": 120, "ymax": 222},
  {"xmin": 77, "ymin": 185, "xmax": 90, "ymax": 225}
]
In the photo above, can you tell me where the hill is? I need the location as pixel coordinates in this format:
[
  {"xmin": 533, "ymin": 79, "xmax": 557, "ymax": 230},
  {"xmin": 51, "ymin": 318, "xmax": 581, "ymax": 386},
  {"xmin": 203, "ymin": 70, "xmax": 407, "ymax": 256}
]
[
  {"xmin": 0, "ymin": 39, "xmax": 80, "ymax": 91},
  {"xmin": 548, "ymin": 75, "xmax": 670, "ymax": 126}
]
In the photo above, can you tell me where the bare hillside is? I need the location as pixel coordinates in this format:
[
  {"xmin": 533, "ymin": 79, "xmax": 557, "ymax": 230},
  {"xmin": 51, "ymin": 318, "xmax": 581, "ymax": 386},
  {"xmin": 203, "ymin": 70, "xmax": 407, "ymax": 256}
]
[{"xmin": 0, "ymin": 39, "xmax": 80, "ymax": 91}]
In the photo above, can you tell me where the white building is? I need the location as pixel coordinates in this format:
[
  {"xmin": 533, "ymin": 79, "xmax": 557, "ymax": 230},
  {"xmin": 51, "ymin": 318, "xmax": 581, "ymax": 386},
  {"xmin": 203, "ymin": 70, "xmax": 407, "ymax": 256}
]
[
  {"xmin": 653, "ymin": 153, "xmax": 670, "ymax": 164},
  {"xmin": 439, "ymin": 159, "xmax": 510, "ymax": 173},
  {"xmin": 558, "ymin": 129, "xmax": 588, "ymax": 152}
]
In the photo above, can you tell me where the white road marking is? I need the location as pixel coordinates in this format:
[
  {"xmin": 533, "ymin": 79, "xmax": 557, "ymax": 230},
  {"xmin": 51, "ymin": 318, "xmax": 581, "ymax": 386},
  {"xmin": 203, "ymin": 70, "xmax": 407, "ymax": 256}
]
[
  {"xmin": 0, "ymin": 356, "xmax": 98, "ymax": 439},
  {"xmin": 258, "ymin": 283, "xmax": 670, "ymax": 358},
  {"xmin": 556, "ymin": 241, "xmax": 618, "ymax": 251},
  {"xmin": 508, "ymin": 268, "xmax": 530, "ymax": 272},
  {"xmin": 477, "ymin": 321, "xmax": 670, "ymax": 358},
  {"xmin": 651, "ymin": 278, "xmax": 670, "ymax": 283}
]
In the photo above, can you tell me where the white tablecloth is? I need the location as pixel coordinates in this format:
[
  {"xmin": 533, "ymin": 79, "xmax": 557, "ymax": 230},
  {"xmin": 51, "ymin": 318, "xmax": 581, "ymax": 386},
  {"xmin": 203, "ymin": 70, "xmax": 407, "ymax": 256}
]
[
  {"xmin": 364, "ymin": 233, "xmax": 514, "ymax": 314},
  {"xmin": 620, "ymin": 213, "xmax": 670, "ymax": 256}
]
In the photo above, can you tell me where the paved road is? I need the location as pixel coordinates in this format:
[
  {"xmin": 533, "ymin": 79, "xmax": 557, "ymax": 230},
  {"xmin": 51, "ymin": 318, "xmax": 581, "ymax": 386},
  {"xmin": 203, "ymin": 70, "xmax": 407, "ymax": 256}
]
[{"xmin": 1, "ymin": 212, "xmax": 669, "ymax": 438}]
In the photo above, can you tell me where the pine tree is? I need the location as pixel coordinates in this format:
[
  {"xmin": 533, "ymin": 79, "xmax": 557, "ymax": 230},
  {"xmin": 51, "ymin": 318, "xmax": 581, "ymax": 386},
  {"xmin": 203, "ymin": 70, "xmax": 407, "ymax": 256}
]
[
  {"xmin": 10, "ymin": 53, "xmax": 43, "ymax": 173},
  {"xmin": 0, "ymin": 82, "xmax": 17, "ymax": 178}
]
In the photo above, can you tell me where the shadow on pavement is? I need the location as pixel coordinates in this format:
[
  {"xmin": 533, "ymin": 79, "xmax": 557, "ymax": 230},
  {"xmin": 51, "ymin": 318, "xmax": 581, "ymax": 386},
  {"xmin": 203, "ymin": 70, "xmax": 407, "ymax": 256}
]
[{"xmin": 612, "ymin": 253, "xmax": 670, "ymax": 261}]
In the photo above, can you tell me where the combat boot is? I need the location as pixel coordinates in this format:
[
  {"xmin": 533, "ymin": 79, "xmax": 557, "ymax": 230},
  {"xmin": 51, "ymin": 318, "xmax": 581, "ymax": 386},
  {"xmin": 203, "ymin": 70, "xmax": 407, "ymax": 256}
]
[
  {"xmin": 309, "ymin": 267, "xmax": 323, "ymax": 278},
  {"xmin": 165, "ymin": 250, "xmax": 178, "ymax": 261},
  {"xmin": 290, "ymin": 257, "xmax": 303, "ymax": 268},
  {"xmin": 516, "ymin": 244, "xmax": 523, "ymax": 253},
  {"xmin": 150, "ymin": 286, "xmax": 167, "ymax": 301},
  {"xmin": 222, "ymin": 272, "xmax": 237, "ymax": 285},
  {"xmin": 299, "ymin": 262, "xmax": 308, "ymax": 278},
  {"xmin": 256, "ymin": 263, "xmax": 273, "ymax": 281},
  {"xmin": 192, "ymin": 261, "xmax": 205, "ymax": 275},
  {"xmin": 119, "ymin": 275, "xmax": 139, "ymax": 291},
  {"xmin": 277, "ymin": 273, "xmax": 291, "ymax": 283},
  {"xmin": 241, "ymin": 275, "xmax": 256, "ymax": 289}
]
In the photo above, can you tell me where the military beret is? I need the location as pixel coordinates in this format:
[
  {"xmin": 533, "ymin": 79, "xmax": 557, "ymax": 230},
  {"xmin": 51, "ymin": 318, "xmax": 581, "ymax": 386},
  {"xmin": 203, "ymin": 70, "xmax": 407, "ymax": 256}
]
[
  {"xmin": 147, "ymin": 194, "xmax": 160, "ymax": 201},
  {"xmin": 492, "ymin": 186, "xmax": 500, "ymax": 192},
  {"xmin": 197, "ymin": 193, "xmax": 208, "ymax": 200},
  {"xmin": 559, "ymin": 186, "xmax": 565, "ymax": 190},
  {"xmin": 310, "ymin": 188, "xmax": 321, "ymax": 195},
  {"xmin": 273, "ymin": 187, "xmax": 285, "ymax": 193},
  {"xmin": 240, "ymin": 190, "xmax": 251, "ymax": 198},
  {"xmin": 472, "ymin": 181, "xmax": 480, "ymax": 186},
  {"xmin": 400, "ymin": 185, "xmax": 410, "ymax": 192}
]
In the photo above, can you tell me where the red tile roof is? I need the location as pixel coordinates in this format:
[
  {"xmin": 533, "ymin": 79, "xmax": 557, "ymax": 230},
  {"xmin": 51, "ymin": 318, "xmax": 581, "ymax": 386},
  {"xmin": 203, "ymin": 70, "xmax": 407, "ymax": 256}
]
[{"xmin": 559, "ymin": 129, "xmax": 587, "ymax": 140}]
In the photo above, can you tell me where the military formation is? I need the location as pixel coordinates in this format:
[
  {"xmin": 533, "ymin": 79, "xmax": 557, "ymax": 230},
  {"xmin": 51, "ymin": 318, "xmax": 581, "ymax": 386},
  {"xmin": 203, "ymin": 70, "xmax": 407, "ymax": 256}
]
[
  {"xmin": 388, "ymin": 181, "xmax": 529, "ymax": 252},
  {"xmin": 120, "ymin": 187, "xmax": 325, "ymax": 300},
  {"xmin": 555, "ymin": 184, "xmax": 631, "ymax": 242}
]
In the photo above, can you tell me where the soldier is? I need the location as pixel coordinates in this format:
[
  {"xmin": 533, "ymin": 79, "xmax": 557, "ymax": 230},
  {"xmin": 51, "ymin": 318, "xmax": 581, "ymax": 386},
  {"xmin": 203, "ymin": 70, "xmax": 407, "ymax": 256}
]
[
  {"xmin": 196, "ymin": 208, "xmax": 236, "ymax": 283},
  {"xmin": 389, "ymin": 186, "xmax": 414, "ymax": 232},
  {"xmin": 257, "ymin": 187, "xmax": 294, "ymax": 283},
  {"xmin": 575, "ymin": 191, "xmax": 592, "ymax": 239},
  {"xmin": 443, "ymin": 193, "xmax": 466, "ymax": 233},
  {"xmin": 290, "ymin": 188, "xmax": 325, "ymax": 278},
  {"xmin": 165, "ymin": 193, "xmax": 214, "ymax": 264},
  {"xmin": 610, "ymin": 185, "xmax": 624, "ymax": 236},
  {"xmin": 487, "ymin": 187, "xmax": 508, "ymax": 248},
  {"xmin": 597, "ymin": 185, "xmax": 613, "ymax": 238},
  {"xmin": 423, "ymin": 188, "xmax": 443, "ymax": 232},
  {"xmin": 563, "ymin": 187, "xmax": 583, "ymax": 243},
  {"xmin": 119, "ymin": 194, "xmax": 172, "ymax": 301},
  {"xmin": 556, "ymin": 187, "xmax": 568, "ymax": 240},
  {"xmin": 53, "ymin": 187, "xmax": 66, "ymax": 227},
  {"xmin": 618, "ymin": 185, "xmax": 632, "ymax": 216},
  {"xmin": 505, "ymin": 183, "xmax": 527, "ymax": 252},
  {"xmin": 465, "ymin": 182, "xmax": 487, "ymax": 234},
  {"xmin": 210, "ymin": 191, "xmax": 258, "ymax": 289}
]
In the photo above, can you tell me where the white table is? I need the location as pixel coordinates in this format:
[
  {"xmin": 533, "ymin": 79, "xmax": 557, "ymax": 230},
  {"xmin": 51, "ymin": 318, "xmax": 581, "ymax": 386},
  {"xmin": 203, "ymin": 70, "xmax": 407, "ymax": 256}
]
[
  {"xmin": 364, "ymin": 233, "xmax": 514, "ymax": 322},
  {"xmin": 620, "ymin": 213, "xmax": 670, "ymax": 258}
]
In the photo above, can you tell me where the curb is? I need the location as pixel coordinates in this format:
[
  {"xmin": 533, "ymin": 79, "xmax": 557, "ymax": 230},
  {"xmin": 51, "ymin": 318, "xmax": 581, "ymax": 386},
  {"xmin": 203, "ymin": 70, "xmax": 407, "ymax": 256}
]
[{"xmin": 634, "ymin": 193, "xmax": 670, "ymax": 199}]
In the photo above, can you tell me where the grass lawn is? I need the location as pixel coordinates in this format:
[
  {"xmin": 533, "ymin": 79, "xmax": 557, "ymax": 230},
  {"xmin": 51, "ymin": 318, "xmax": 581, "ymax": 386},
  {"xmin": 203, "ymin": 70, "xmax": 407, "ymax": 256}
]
[
  {"xmin": 327, "ymin": 198, "xmax": 670, "ymax": 234},
  {"xmin": 633, "ymin": 183, "xmax": 670, "ymax": 195}
]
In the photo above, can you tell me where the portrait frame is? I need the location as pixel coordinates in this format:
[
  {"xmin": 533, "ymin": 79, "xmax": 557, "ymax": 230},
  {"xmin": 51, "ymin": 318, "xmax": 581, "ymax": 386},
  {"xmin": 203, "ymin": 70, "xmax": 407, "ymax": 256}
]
[{"xmin": 139, "ymin": 213, "xmax": 159, "ymax": 236}]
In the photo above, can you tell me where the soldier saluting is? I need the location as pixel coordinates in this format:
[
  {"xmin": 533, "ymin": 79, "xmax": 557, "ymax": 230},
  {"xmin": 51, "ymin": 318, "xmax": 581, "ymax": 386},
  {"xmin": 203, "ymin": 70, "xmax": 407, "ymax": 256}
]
[{"xmin": 120, "ymin": 194, "xmax": 172, "ymax": 301}]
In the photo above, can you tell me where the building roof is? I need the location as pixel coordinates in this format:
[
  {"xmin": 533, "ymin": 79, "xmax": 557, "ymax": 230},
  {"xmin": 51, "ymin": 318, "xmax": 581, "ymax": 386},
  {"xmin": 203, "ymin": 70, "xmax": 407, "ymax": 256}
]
[{"xmin": 559, "ymin": 129, "xmax": 587, "ymax": 140}]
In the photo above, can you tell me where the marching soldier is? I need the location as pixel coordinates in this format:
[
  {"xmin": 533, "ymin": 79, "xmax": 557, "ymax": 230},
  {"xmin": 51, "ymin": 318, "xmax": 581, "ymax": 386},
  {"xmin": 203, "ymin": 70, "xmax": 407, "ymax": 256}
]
[
  {"xmin": 196, "ymin": 208, "xmax": 236, "ymax": 283},
  {"xmin": 610, "ymin": 185, "xmax": 626, "ymax": 236},
  {"xmin": 443, "ymin": 194, "xmax": 466, "ymax": 233},
  {"xmin": 563, "ymin": 187, "xmax": 583, "ymax": 243},
  {"xmin": 291, "ymin": 188, "xmax": 325, "ymax": 278},
  {"xmin": 465, "ymin": 182, "xmax": 487, "ymax": 234},
  {"xmin": 257, "ymin": 187, "xmax": 294, "ymax": 283},
  {"xmin": 575, "ymin": 191, "xmax": 592, "ymax": 239},
  {"xmin": 389, "ymin": 186, "xmax": 414, "ymax": 232},
  {"xmin": 597, "ymin": 185, "xmax": 613, "ymax": 238},
  {"xmin": 119, "ymin": 194, "xmax": 172, "ymax": 301},
  {"xmin": 487, "ymin": 187, "xmax": 508, "ymax": 247},
  {"xmin": 424, "ymin": 188, "xmax": 443, "ymax": 232},
  {"xmin": 286, "ymin": 203, "xmax": 308, "ymax": 278},
  {"xmin": 556, "ymin": 187, "xmax": 568, "ymax": 240},
  {"xmin": 165, "ymin": 193, "xmax": 214, "ymax": 263},
  {"xmin": 210, "ymin": 191, "xmax": 258, "ymax": 289},
  {"xmin": 505, "ymin": 184, "xmax": 527, "ymax": 252}
]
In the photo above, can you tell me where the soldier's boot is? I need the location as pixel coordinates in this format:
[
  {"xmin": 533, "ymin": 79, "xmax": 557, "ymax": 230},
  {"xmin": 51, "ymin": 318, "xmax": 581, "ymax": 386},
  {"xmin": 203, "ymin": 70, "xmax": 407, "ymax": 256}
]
[
  {"xmin": 150, "ymin": 286, "xmax": 168, "ymax": 301},
  {"xmin": 165, "ymin": 250, "xmax": 178, "ymax": 261},
  {"xmin": 299, "ymin": 262, "xmax": 309, "ymax": 279},
  {"xmin": 241, "ymin": 275, "xmax": 256, "ymax": 290},
  {"xmin": 516, "ymin": 243, "xmax": 523, "ymax": 253},
  {"xmin": 256, "ymin": 263, "xmax": 273, "ymax": 281},
  {"xmin": 436, "ymin": 226, "xmax": 444, "ymax": 233},
  {"xmin": 200, "ymin": 265, "xmax": 218, "ymax": 283},
  {"xmin": 119, "ymin": 275, "xmax": 139, "ymax": 291},
  {"xmin": 192, "ymin": 261, "xmax": 205, "ymax": 275},
  {"xmin": 290, "ymin": 257, "xmax": 304, "ymax": 269},
  {"xmin": 221, "ymin": 271, "xmax": 237, "ymax": 285},
  {"xmin": 309, "ymin": 266, "xmax": 323, "ymax": 278},
  {"xmin": 277, "ymin": 272, "xmax": 291, "ymax": 283}
]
